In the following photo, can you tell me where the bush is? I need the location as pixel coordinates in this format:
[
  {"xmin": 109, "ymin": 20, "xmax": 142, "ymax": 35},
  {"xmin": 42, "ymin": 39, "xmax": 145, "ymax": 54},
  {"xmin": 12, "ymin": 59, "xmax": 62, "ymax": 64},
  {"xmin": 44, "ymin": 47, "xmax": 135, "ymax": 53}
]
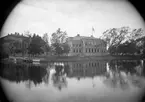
[{"xmin": 0, "ymin": 51, "xmax": 9, "ymax": 59}]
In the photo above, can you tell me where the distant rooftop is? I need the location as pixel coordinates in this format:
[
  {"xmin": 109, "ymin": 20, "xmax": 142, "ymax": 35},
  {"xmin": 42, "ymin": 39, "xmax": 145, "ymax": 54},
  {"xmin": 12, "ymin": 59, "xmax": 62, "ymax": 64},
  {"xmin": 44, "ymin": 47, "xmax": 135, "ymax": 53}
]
[{"xmin": 67, "ymin": 34, "xmax": 102, "ymax": 41}]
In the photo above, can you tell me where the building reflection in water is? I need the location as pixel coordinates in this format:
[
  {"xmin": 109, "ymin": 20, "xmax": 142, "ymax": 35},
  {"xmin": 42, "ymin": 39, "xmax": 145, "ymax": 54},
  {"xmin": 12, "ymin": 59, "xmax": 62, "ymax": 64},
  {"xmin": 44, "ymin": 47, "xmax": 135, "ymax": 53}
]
[
  {"xmin": 0, "ymin": 60, "xmax": 145, "ymax": 90},
  {"xmin": 67, "ymin": 60, "xmax": 107, "ymax": 79}
]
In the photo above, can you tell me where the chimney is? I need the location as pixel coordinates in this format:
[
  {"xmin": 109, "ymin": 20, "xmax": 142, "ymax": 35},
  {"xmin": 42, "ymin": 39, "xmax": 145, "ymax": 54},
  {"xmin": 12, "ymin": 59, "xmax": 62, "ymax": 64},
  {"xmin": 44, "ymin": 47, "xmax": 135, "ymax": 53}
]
[
  {"xmin": 91, "ymin": 35, "xmax": 93, "ymax": 37},
  {"xmin": 77, "ymin": 34, "xmax": 80, "ymax": 36}
]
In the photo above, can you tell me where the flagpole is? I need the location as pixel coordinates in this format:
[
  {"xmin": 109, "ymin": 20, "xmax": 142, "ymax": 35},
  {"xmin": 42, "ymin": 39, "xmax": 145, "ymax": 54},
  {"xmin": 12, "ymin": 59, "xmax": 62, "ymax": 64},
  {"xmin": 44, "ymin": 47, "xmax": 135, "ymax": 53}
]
[
  {"xmin": 92, "ymin": 27, "xmax": 95, "ymax": 37},
  {"xmin": 92, "ymin": 28, "xmax": 93, "ymax": 36}
]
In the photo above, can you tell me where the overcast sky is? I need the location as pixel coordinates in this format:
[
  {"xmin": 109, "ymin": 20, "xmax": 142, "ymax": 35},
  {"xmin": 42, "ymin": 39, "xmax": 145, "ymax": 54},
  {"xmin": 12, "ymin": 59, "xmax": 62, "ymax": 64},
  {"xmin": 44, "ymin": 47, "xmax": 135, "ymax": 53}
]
[{"xmin": 1, "ymin": 0, "xmax": 145, "ymax": 38}]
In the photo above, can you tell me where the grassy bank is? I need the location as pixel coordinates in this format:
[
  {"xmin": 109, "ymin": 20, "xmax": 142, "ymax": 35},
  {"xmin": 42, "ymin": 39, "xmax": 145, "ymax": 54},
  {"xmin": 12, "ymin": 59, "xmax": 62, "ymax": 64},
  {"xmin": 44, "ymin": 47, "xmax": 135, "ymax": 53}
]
[
  {"xmin": 40, "ymin": 55, "xmax": 142, "ymax": 62},
  {"xmin": 7, "ymin": 55, "xmax": 142, "ymax": 63}
]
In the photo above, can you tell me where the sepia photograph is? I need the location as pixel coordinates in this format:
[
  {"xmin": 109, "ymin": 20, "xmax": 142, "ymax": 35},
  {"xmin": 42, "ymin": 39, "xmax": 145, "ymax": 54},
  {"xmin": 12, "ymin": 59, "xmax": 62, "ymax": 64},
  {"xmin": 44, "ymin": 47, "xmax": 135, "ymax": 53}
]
[{"xmin": 0, "ymin": 0, "xmax": 145, "ymax": 102}]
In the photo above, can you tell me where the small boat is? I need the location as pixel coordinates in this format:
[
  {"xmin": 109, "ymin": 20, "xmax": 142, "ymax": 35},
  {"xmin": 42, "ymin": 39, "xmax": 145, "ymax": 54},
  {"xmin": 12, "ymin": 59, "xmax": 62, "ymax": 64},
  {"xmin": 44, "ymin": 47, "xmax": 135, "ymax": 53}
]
[
  {"xmin": 32, "ymin": 59, "xmax": 40, "ymax": 62},
  {"xmin": 23, "ymin": 58, "xmax": 33, "ymax": 63},
  {"xmin": 33, "ymin": 61, "xmax": 40, "ymax": 65}
]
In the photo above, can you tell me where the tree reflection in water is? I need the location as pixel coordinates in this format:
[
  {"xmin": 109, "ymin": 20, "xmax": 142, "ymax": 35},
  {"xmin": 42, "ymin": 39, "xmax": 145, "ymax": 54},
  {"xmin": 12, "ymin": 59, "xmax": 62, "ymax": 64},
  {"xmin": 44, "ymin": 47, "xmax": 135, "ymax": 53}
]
[
  {"xmin": 51, "ymin": 63, "xmax": 69, "ymax": 90},
  {"xmin": 0, "ymin": 59, "xmax": 145, "ymax": 90},
  {"xmin": 0, "ymin": 62, "xmax": 48, "ymax": 89},
  {"xmin": 103, "ymin": 60, "xmax": 145, "ymax": 90}
]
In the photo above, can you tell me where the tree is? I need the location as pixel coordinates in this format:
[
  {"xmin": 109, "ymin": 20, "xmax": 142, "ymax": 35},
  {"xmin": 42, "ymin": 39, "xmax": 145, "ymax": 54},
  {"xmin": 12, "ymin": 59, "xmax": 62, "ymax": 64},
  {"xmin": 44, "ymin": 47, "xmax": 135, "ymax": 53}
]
[
  {"xmin": 130, "ymin": 28, "xmax": 144, "ymax": 40},
  {"xmin": 101, "ymin": 27, "xmax": 130, "ymax": 49},
  {"xmin": 51, "ymin": 43, "xmax": 63, "ymax": 55},
  {"xmin": 42, "ymin": 33, "xmax": 49, "ymax": 44},
  {"xmin": 101, "ymin": 27, "xmax": 144, "ymax": 55},
  {"xmin": 42, "ymin": 33, "xmax": 51, "ymax": 55},
  {"xmin": 61, "ymin": 43, "xmax": 70, "ymax": 55},
  {"xmin": 27, "ymin": 34, "xmax": 44, "ymax": 56},
  {"xmin": 51, "ymin": 28, "xmax": 70, "ymax": 55},
  {"xmin": 136, "ymin": 36, "xmax": 145, "ymax": 54},
  {"xmin": 0, "ymin": 42, "xmax": 9, "ymax": 59},
  {"xmin": 51, "ymin": 28, "xmax": 67, "ymax": 44}
]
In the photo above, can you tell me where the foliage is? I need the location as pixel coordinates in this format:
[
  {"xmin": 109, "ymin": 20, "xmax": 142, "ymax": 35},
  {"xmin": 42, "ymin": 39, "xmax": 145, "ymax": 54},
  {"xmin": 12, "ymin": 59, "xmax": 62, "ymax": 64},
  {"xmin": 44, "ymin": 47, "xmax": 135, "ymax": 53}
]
[
  {"xmin": 101, "ymin": 27, "xmax": 130, "ymax": 48},
  {"xmin": 61, "ymin": 43, "xmax": 70, "ymax": 54},
  {"xmin": 42, "ymin": 33, "xmax": 51, "ymax": 54},
  {"xmin": 51, "ymin": 28, "xmax": 70, "ymax": 55},
  {"xmin": 27, "ymin": 34, "xmax": 44, "ymax": 55},
  {"xmin": 51, "ymin": 28, "xmax": 67, "ymax": 44},
  {"xmin": 51, "ymin": 43, "xmax": 70, "ymax": 55},
  {"xmin": 0, "ymin": 42, "xmax": 9, "ymax": 59},
  {"xmin": 51, "ymin": 43, "xmax": 63, "ymax": 55},
  {"xmin": 101, "ymin": 27, "xmax": 145, "ymax": 55}
]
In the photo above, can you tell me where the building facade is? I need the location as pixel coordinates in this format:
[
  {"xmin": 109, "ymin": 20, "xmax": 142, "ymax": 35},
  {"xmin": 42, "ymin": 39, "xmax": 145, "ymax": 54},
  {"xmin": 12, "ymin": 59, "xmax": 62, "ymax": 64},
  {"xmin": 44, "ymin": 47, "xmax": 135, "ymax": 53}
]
[
  {"xmin": 67, "ymin": 34, "xmax": 107, "ymax": 56},
  {"xmin": 1, "ymin": 33, "xmax": 30, "ymax": 55}
]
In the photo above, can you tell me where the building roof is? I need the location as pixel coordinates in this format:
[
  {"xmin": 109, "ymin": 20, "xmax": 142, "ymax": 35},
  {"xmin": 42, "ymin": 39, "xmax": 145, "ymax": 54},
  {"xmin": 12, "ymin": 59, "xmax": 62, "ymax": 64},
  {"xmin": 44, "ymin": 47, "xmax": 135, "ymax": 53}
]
[
  {"xmin": 0, "ymin": 34, "xmax": 30, "ymax": 44},
  {"xmin": 67, "ymin": 34, "xmax": 106, "ymax": 43}
]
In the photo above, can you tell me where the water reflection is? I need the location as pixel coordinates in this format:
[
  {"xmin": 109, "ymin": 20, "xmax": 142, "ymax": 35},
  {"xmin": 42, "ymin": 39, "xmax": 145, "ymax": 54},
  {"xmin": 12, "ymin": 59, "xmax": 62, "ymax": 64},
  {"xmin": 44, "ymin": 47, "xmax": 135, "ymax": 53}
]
[
  {"xmin": 103, "ymin": 60, "xmax": 145, "ymax": 90},
  {"xmin": 67, "ymin": 61, "xmax": 107, "ymax": 80},
  {"xmin": 0, "ymin": 60, "xmax": 145, "ymax": 90},
  {"xmin": 0, "ymin": 62, "xmax": 48, "ymax": 88},
  {"xmin": 51, "ymin": 64, "xmax": 68, "ymax": 90}
]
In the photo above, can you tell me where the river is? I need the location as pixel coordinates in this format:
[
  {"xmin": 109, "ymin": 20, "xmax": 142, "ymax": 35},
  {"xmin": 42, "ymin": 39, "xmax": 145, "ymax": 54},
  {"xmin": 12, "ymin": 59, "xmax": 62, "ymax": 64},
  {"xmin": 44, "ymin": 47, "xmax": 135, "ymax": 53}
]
[{"xmin": 0, "ymin": 59, "xmax": 145, "ymax": 102}]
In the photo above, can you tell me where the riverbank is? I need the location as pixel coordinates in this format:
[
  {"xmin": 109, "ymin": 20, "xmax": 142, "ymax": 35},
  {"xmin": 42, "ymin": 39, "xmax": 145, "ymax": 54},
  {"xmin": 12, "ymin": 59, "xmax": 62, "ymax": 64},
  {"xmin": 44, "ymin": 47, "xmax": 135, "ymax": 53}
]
[{"xmin": 5, "ymin": 55, "xmax": 142, "ymax": 63}]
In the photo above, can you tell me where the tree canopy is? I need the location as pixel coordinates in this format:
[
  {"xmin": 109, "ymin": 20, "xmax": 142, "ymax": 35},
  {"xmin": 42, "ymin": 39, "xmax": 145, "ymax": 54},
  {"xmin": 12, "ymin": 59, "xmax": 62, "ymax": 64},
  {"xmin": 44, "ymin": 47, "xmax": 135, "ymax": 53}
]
[
  {"xmin": 51, "ymin": 28, "xmax": 70, "ymax": 55},
  {"xmin": 101, "ymin": 27, "xmax": 145, "ymax": 56},
  {"xmin": 27, "ymin": 34, "xmax": 44, "ymax": 55},
  {"xmin": 41, "ymin": 33, "xmax": 51, "ymax": 54}
]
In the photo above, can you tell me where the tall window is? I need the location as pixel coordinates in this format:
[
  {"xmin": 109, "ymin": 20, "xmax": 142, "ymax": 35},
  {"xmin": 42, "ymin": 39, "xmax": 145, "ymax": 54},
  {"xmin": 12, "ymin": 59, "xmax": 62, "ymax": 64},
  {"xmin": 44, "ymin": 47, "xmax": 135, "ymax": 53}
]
[
  {"xmin": 73, "ymin": 44, "xmax": 75, "ymax": 47},
  {"xmin": 73, "ymin": 49, "xmax": 75, "ymax": 53}
]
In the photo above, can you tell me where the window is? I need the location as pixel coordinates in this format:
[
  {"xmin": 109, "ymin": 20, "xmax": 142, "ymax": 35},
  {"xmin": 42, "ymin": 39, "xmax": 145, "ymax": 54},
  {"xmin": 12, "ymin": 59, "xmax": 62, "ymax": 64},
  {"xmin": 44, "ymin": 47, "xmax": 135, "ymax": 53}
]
[
  {"xmin": 91, "ymin": 42, "xmax": 93, "ymax": 45},
  {"xmin": 73, "ymin": 49, "xmax": 75, "ymax": 52},
  {"xmin": 94, "ymin": 42, "xmax": 96, "ymax": 45},
  {"xmin": 92, "ymin": 49, "xmax": 93, "ymax": 53},
  {"xmin": 89, "ymin": 63, "xmax": 90, "ymax": 66},
  {"xmin": 73, "ymin": 44, "xmax": 75, "ymax": 47}
]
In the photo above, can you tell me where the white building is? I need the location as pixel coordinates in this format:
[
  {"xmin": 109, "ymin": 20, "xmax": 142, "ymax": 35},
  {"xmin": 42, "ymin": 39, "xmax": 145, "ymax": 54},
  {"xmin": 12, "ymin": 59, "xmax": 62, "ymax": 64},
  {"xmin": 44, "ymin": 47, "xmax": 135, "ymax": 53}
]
[{"xmin": 66, "ymin": 34, "xmax": 107, "ymax": 56}]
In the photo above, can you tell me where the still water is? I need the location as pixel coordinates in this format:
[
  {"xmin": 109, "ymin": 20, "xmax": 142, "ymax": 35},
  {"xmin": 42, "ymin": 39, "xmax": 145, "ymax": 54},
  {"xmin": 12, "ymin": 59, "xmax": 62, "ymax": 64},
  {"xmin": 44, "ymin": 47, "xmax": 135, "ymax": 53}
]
[{"xmin": 0, "ymin": 60, "xmax": 145, "ymax": 102}]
